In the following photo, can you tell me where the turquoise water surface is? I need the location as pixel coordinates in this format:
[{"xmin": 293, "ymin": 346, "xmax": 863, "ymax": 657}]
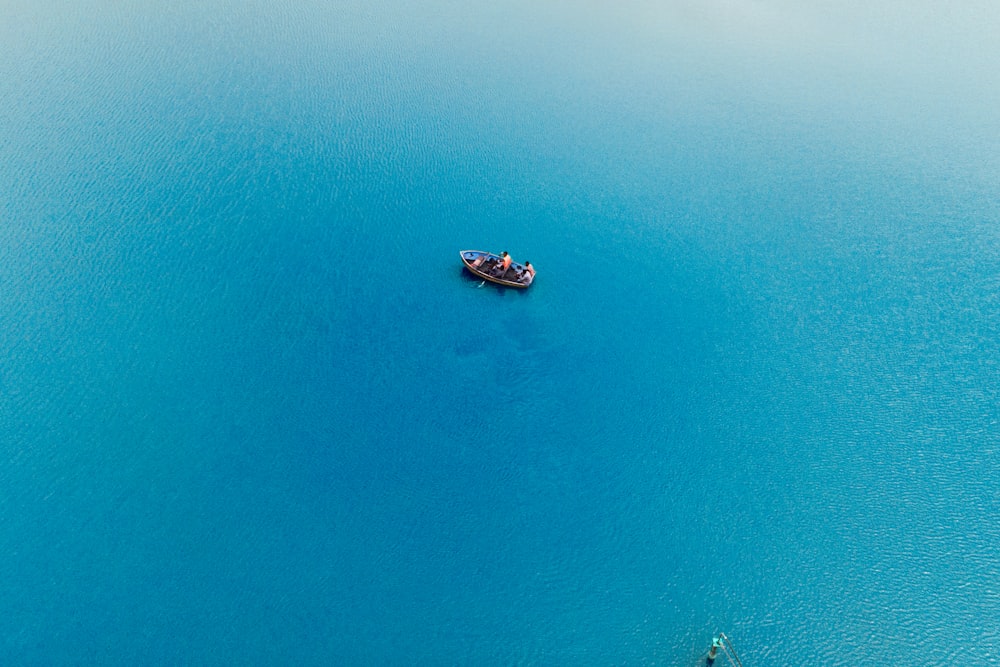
[{"xmin": 2, "ymin": 1, "xmax": 999, "ymax": 663}]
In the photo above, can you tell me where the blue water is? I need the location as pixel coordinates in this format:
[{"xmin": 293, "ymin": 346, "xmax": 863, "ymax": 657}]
[{"xmin": 3, "ymin": 1, "xmax": 999, "ymax": 663}]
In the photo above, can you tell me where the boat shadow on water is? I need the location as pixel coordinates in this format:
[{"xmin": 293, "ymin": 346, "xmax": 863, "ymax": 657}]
[{"xmin": 457, "ymin": 267, "xmax": 531, "ymax": 295}]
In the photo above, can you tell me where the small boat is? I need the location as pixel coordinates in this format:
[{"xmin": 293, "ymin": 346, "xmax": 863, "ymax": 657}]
[{"xmin": 460, "ymin": 250, "xmax": 535, "ymax": 288}]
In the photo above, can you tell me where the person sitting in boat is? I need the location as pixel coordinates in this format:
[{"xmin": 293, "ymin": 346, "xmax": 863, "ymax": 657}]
[
  {"xmin": 519, "ymin": 261, "xmax": 535, "ymax": 285},
  {"xmin": 495, "ymin": 251, "xmax": 512, "ymax": 276},
  {"xmin": 470, "ymin": 254, "xmax": 486, "ymax": 269}
]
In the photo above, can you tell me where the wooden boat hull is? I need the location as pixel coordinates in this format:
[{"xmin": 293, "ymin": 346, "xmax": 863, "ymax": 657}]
[{"xmin": 460, "ymin": 250, "xmax": 533, "ymax": 288}]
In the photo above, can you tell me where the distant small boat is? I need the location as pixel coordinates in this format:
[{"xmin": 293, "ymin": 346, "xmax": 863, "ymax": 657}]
[{"xmin": 460, "ymin": 250, "xmax": 534, "ymax": 288}]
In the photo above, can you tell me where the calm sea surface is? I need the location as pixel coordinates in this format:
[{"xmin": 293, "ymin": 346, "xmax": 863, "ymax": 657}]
[{"xmin": 2, "ymin": 1, "xmax": 999, "ymax": 663}]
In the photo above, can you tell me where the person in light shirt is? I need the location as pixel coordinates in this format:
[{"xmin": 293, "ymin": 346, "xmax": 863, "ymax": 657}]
[{"xmin": 519, "ymin": 261, "xmax": 534, "ymax": 285}]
